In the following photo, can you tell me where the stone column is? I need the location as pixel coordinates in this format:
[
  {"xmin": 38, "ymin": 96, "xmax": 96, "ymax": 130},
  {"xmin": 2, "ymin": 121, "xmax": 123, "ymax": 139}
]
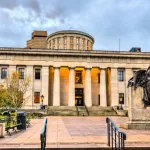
[
  {"xmin": 111, "ymin": 68, "xmax": 118, "ymax": 106},
  {"xmin": 73, "ymin": 37, "xmax": 76, "ymax": 50},
  {"xmin": 68, "ymin": 67, "xmax": 75, "ymax": 106},
  {"xmin": 26, "ymin": 66, "xmax": 34, "ymax": 106},
  {"xmin": 100, "ymin": 68, "xmax": 107, "ymax": 106},
  {"xmin": 42, "ymin": 66, "xmax": 49, "ymax": 105},
  {"xmin": 53, "ymin": 67, "xmax": 60, "ymax": 106},
  {"xmin": 67, "ymin": 36, "xmax": 70, "ymax": 49},
  {"xmin": 79, "ymin": 38, "xmax": 83, "ymax": 50},
  {"xmin": 60, "ymin": 37, "xmax": 63, "ymax": 49},
  {"xmin": 85, "ymin": 68, "xmax": 92, "ymax": 106},
  {"xmin": 125, "ymin": 68, "xmax": 133, "ymax": 108}
]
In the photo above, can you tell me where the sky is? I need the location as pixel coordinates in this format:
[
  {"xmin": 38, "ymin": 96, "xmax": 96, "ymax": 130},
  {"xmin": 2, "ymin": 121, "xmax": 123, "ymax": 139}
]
[{"xmin": 0, "ymin": 0, "xmax": 150, "ymax": 52}]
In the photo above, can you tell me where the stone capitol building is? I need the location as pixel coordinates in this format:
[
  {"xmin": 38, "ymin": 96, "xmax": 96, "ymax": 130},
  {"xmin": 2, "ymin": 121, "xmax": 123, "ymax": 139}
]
[{"xmin": 0, "ymin": 30, "xmax": 149, "ymax": 109}]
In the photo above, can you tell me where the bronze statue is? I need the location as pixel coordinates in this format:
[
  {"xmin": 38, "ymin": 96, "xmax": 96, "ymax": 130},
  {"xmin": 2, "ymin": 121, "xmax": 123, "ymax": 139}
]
[{"xmin": 127, "ymin": 66, "xmax": 150, "ymax": 107}]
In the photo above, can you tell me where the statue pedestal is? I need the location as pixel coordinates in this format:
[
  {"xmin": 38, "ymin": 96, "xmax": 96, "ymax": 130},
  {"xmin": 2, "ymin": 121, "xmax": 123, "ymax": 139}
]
[{"xmin": 120, "ymin": 87, "xmax": 150, "ymax": 130}]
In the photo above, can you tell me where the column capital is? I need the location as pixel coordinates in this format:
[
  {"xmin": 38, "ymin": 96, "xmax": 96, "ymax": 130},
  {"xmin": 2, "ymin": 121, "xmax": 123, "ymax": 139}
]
[
  {"xmin": 42, "ymin": 65, "xmax": 49, "ymax": 67},
  {"xmin": 53, "ymin": 66, "xmax": 60, "ymax": 69},
  {"xmin": 69, "ymin": 67, "xmax": 75, "ymax": 69},
  {"xmin": 85, "ymin": 67, "xmax": 92, "ymax": 70},
  {"xmin": 100, "ymin": 68, "xmax": 106, "ymax": 70}
]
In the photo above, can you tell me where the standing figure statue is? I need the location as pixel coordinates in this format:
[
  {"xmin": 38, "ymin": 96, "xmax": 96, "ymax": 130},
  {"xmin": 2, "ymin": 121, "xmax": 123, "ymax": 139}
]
[{"xmin": 127, "ymin": 66, "xmax": 150, "ymax": 107}]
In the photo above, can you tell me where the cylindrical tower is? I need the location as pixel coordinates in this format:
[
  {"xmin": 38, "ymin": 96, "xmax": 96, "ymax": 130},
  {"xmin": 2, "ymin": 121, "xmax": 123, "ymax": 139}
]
[{"xmin": 46, "ymin": 30, "xmax": 94, "ymax": 50}]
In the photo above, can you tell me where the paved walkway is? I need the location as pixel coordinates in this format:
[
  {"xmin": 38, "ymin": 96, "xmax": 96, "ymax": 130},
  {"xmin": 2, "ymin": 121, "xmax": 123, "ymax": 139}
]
[{"xmin": 0, "ymin": 116, "xmax": 150, "ymax": 148}]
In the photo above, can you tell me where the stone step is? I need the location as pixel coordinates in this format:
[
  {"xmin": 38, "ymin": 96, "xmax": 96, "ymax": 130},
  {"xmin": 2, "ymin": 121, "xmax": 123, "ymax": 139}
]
[
  {"xmin": 47, "ymin": 110, "xmax": 77, "ymax": 116},
  {"xmin": 46, "ymin": 106, "xmax": 117, "ymax": 116},
  {"xmin": 47, "ymin": 106, "xmax": 77, "ymax": 111}
]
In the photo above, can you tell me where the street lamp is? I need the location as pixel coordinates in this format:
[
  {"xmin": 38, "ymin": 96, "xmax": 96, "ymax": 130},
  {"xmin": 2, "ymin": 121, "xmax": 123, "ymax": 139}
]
[{"xmin": 41, "ymin": 95, "xmax": 44, "ymax": 107}]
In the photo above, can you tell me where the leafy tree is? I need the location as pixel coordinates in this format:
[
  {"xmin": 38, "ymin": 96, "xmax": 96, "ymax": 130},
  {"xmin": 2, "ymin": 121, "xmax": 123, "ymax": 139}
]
[{"xmin": 0, "ymin": 72, "xmax": 31, "ymax": 110}]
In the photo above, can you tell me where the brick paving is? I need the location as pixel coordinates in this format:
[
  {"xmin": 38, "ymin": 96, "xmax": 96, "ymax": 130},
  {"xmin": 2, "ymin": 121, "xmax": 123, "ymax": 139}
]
[{"xmin": 0, "ymin": 116, "xmax": 150, "ymax": 148}]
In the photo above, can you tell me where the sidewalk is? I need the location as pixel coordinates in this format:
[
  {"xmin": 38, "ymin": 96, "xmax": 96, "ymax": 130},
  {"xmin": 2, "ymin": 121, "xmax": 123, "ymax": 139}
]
[{"xmin": 0, "ymin": 116, "xmax": 150, "ymax": 148}]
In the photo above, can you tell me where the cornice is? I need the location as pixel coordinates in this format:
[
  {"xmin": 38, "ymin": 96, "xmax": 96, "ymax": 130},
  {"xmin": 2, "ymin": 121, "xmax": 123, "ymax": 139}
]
[{"xmin": 0, "ymin": 47, "xmax": 150, "ymax": 59}]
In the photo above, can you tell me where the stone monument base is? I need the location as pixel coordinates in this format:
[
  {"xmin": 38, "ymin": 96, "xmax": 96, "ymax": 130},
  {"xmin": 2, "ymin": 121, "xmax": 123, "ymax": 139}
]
[{"xmin": 123, "ymin": 87, "xmax": 150, "ymax": 130}]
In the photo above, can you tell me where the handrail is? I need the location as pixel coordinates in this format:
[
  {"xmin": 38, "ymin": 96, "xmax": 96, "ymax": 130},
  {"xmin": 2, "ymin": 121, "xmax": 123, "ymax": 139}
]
[
  {"xmin": 106, "ymin": 117, "xmax": 126, "ymax": 150},
  {"xmin": 40, "ymin": 118, "xmax": 47, "ymax": 150},
  {"xmin": 84, "ymin": 102, "xmax": 89, "ymax": 116},
  {"xmin": 75, "ymin": 104, "xmax": 79, "ymax": 116}
]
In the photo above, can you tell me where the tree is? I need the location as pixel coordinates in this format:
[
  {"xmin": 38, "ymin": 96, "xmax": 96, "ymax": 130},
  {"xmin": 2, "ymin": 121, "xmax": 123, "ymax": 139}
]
[{"xmin": 0, "ymin": 72, "xmax": 31, "ymax": 110}]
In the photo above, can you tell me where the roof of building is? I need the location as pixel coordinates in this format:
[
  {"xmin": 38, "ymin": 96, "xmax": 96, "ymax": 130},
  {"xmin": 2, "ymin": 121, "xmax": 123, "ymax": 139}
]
[{"xmin": 47, "ymin": 30, "xmax": 95, "ymax": 43}]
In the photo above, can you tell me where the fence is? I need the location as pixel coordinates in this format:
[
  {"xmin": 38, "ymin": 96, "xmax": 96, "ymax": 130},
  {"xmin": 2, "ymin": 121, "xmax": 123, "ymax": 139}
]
[{"xmin": 106, "ymin": 117, "xmax": 126, "ymax": 150}]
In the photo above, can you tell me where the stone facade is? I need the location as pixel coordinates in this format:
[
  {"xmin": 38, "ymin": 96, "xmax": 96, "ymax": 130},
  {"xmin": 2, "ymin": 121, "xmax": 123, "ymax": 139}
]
[
  {"xmin": 26, "ymin": 31, "xmax": 47, "ymax": 49},
  {"xmin": 0, "ymin": 30, "xmax": 150, "ymax": 109}
]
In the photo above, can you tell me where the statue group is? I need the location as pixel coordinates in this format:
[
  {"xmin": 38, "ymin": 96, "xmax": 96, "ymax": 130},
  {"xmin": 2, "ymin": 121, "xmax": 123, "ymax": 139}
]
[{"xmin": 127, "ymin": 66, "xmax": 150, "ymax": 107}]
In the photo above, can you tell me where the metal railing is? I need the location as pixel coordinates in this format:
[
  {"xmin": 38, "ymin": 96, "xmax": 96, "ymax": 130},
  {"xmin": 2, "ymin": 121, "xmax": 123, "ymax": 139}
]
[
  {"xmin": 84, "ymin": 102, "xmax": 89, "ymax": 116},
  {"xmin": 40, "ymin": 118, "xmax": 47, "ymax": 150},
  {"xmin": 106, "ymin": 117, "xmax": 126, "ymax": 150},
  {"xmin": 75, "ymin": 104, "xmax": 79, "ymax": 116}
]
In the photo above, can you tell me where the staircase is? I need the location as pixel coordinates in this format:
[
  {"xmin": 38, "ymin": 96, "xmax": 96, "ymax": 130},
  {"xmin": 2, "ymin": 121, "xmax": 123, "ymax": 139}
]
[
  {"xmin": 87, "ymin": 106, "xmax": 117, "ymax": 116},
  {"xmin": 47, "ymin": 106, "xmax": 78, "ymax": 116},
  {"xmin": 47, "ymin": 106, "xmax": 117, "ymax": 116},
  {"xmin": 76, "ymin": 106, "xmax": 89, "ymax": 116}
]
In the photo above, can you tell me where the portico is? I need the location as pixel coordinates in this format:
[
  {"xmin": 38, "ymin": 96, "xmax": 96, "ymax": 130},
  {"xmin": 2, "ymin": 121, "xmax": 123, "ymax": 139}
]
[{"xmin": 49, "ymin": 66, "xmax": 107, "ymax": 107}]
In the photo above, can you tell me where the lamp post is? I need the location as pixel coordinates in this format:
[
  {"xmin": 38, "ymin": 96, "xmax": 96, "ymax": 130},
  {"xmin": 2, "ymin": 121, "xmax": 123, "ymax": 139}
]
[{"xmin": 41, "ymin": 95, "xmax": 44, "ymax": 108}]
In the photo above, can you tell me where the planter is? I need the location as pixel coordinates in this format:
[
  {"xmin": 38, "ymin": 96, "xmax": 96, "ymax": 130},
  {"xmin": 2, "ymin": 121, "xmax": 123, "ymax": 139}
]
[
  {"xmin": 0, "ymin": 123, "xmax": 5, "ymax": 138},
  {"xmin": 116, "ymin": 110, "xmax": 128, "ymax": 116}
]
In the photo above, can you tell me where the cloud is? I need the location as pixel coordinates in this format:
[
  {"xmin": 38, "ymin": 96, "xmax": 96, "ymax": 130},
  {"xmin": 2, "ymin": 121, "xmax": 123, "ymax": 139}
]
[{"xmin": 0, "ymin": 0, "xmax": 150, "ymax": 52}]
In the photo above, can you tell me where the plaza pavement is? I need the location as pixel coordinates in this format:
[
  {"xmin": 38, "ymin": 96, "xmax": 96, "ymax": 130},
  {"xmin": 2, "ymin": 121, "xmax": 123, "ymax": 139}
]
[{"xmin": 0, "ymin": 116, "xmax": 150, "ymax": 149}]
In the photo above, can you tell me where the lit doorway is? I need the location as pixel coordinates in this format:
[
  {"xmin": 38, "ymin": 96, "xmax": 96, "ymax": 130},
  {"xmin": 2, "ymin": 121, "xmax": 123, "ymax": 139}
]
[{"xmin": 75, "ymin": 88, "xmax": 84, "ymax": 106}]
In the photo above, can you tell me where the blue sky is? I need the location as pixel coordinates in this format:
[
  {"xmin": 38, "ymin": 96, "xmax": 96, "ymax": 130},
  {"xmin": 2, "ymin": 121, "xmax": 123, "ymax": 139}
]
[{"xmin": 0, "ymin": 0, "xmax": 150, "ymax": 52}]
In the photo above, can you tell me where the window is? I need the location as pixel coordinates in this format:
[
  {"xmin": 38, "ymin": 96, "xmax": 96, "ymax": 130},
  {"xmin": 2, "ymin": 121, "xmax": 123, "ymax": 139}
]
[
  {"xmin": 118, "ymin": 70, "xmax": 124, "ymax": 81},
  {"xmin": 75, "ymin": 71, "xmax": 82, "ymax": 84},
  {"xmin": 82, "ymin": 39, "xmax": 85, "ymax": 50},
  {"xmin": 1, "ymin": 68, "xmax": 7, "ymax": 79},
  {"xmin": 49, "ymin": 41, "xmax": 51, "ymax": 49},
  {"xmin": 87, "ymin": 40, "xmax": 89, "ymax": 50},
  {"xmin": 119, "ymin": 93, "xmax": 124, "ymax": 104},
  {"xmin": 98, "ymin": 73, "xmax": 100, "ymax": 83},
  {"xmin": 34, "ymin": 92, "xmax": 40, "ymax": 103},
  {"xmin": 76, "ymin": 38, "xmax": 79, "ymax": 50},
  {"xmin": 70, "ymin": 37, "xmax": 73, "ymax": 49},
  {"xmin": 64, "ymin": 37, "xmax": 67, "ymax": 49},
  {"xmin": 57, "ymin": 38, "xmax": 60, "ymax": 49},
  {"xmin": 18, "ymin": 68, "xmax": 24, "ymax": 79},
  {"xmin": 35, "ymin": 69, "xmax": 41, "ymax": 80},
  {"xmin": 53, "ymin": 39, "xmax": 55, "ymax": 49}
]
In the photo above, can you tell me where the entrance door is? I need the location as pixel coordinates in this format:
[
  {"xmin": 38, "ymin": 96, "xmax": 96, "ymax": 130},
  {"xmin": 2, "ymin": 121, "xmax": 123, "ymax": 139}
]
[{"xmin": 75, "ymin": 88, "xmax": 84, "ymax": 106}]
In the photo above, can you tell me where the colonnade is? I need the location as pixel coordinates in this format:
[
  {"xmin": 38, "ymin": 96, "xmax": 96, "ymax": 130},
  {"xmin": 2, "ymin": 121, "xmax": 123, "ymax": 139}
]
[{"xmin": 52, "ymin": 67, "xmax": 107, "ymax": 107}]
